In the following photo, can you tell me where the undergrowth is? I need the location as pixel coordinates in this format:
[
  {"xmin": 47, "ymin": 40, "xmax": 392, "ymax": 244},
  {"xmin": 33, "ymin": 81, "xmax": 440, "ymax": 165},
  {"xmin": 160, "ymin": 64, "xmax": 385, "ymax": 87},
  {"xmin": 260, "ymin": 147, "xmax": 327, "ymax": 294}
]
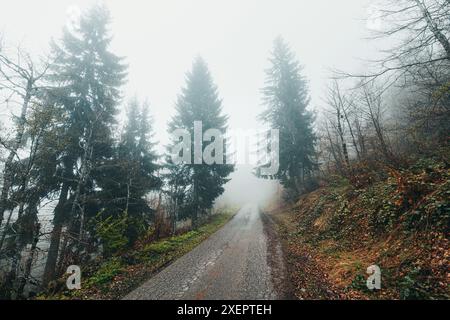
[
  {"xmin": 37, "ymin": 209, "xmax": 235, "ymax": 300},
  {"xmin": 274, "ymin": 155, "xmax": 449, "ymax": 299}
]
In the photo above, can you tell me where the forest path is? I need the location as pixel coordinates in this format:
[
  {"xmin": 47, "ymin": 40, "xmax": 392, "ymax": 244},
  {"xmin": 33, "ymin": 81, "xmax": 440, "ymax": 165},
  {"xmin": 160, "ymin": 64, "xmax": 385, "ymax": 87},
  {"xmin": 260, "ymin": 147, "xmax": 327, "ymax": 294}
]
[{"xmin": 124, "ymin": 204, "xmax": 285, "ymax": 300}]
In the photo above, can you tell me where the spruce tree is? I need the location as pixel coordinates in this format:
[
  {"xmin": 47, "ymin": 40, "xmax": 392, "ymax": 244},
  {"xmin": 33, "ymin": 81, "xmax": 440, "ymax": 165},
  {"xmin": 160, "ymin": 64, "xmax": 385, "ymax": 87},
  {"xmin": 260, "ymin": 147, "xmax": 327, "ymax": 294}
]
[
  {"xmin": 43, "ymin": 4, "xmax": 127, "ymax": 286},
  {"xmin": 167, "ymin": 57, "xmax": 233, "ymax": 227},
  {"xmin": 259, "ymin": 37, "xmax": 316, "ymax": 196},
  {"xmin": 96, "ymin": 98, "xmax": 161, "ymax": 248}
]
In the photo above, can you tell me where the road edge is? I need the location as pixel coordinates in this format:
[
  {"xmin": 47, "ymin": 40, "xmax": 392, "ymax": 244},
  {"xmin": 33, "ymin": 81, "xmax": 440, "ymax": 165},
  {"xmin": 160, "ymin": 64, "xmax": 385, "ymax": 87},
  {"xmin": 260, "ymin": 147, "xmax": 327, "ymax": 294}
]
[{"xmin": 260, "ymin": 209, "xmax": 295, "ymax": 300}]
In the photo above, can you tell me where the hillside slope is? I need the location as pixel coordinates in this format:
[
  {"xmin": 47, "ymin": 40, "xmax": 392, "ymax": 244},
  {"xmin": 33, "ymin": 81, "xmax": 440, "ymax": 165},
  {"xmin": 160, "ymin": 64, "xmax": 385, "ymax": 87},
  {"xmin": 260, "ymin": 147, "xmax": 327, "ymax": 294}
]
[{"xmin": 269, "ymin": 157, "xmax": 449, "ymax": 299}]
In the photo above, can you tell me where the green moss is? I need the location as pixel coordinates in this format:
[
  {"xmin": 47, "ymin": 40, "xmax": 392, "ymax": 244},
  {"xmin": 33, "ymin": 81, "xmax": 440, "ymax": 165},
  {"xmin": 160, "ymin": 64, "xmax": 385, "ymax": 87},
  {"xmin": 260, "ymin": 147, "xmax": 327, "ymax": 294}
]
[
  {"xmin": 87, "ymin": 258, "xmax": 125, "ymax": 286},
  {"xmin": 144, "ymin": 240, "xmax": 176, "ymax": 254}
]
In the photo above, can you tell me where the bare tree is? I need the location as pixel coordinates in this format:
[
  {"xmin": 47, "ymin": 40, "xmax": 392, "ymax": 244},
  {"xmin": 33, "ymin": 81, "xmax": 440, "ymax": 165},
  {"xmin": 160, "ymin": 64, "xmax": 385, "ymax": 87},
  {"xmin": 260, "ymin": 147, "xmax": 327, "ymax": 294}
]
[
  {"xmin": 336, "ymin": 0, "xmax": 449, "ymax": 88},
  {"xmin": 324, "ymin": 81, "xmax": 354, "ymax": 169},
  {"xmin": 322, "ymin": 120, "xmax": 345, "ymax": 174},
  {"xmin": 0, "ymin": 98, "xmax": 61, "ymax": 299},
  {"xmin": 0, "ymin": 46, "xmax": 51, "ymax": 230},
  {"xmin": 357, "ymin": 82, "xmax": 395, "ymax": 163}
]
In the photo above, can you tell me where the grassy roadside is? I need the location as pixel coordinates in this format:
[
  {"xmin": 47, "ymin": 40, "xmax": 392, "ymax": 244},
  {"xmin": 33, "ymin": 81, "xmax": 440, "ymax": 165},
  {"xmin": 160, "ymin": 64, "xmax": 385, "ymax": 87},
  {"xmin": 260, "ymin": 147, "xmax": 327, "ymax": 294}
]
[
  {"xmin": 268, "ymin": 157, "xmax": 449, "ymax": 300},
  {"xmin": 37, "ymin": 209, "xmax": 236, "ymax": 300}
]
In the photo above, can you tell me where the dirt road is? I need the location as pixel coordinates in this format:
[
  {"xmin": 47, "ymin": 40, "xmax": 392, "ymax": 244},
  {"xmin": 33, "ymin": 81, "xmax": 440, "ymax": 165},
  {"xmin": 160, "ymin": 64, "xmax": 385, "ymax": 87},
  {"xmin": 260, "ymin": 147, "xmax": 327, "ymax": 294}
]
[{"xmin": 124, "ymin": 204, "xmax": 286, "ymax": 300}]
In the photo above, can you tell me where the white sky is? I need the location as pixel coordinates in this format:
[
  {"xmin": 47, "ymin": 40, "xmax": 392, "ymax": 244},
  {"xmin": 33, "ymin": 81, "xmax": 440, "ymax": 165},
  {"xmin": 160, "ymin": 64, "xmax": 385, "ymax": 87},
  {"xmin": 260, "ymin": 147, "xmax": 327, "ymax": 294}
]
[
  {"xmin": 0, "ymin": 0, "xmax": 383, "ymax": 204},
  {"xmin": 0, "ymin": 0, "xmax": 381, "ymax": 141}
]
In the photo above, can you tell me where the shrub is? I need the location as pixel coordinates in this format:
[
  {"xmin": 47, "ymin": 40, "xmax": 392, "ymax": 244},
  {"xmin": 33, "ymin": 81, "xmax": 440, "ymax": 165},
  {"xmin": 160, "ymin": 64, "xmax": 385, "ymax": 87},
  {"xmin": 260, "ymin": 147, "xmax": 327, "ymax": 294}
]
[
  {"xmin": 399, "ymin": 268, "xmax": 431, "ymax": 300},
  {"xmin": 88, "ymin": 258, "xmax": 124, "ymax": 286},
  {"xmin": 94, "ymin": 212, "xmax": 129, "ymax": 257}
]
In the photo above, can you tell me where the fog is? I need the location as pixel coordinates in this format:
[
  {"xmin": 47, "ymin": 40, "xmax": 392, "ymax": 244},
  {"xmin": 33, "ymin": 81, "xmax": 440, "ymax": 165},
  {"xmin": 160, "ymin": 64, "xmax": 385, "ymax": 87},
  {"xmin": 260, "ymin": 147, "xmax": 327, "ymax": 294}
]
[{"xmin": 0, "ymin": 0, "xmax": 381, "ymax": 207}]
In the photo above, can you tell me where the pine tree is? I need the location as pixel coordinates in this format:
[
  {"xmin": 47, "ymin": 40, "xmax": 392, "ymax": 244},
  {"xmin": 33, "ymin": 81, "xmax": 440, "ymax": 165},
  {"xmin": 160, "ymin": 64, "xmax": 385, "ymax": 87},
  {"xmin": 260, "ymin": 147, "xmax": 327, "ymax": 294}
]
[
  {"xmin": 96, "ymin": 98, "xmax": 161, "ymax": 250},
  {"xmin": 42, "ymin": 4, "xmax": 127, "ymax": 286},
  {"xmin": 258, "ymin": 37, "xmax": 316, "ymax": 196},
  {"xmin": 167, "ymin": 57, "xmax": 233, "ymax": 227}
]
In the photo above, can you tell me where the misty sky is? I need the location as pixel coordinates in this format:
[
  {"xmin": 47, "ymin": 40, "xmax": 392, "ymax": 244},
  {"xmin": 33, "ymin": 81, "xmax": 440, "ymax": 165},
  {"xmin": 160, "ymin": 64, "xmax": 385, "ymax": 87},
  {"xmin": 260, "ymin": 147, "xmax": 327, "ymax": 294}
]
[{"xmin": 0, "ymin": 0, "xmax": 382, "ymax": 204}]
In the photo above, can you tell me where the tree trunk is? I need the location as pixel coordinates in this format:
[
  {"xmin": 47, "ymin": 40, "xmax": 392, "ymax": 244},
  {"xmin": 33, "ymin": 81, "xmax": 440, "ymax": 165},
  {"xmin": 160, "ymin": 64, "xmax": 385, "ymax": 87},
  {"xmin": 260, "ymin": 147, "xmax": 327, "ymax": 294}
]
[
  {"xmin": 42, "ymin": 181, "xmax": 70, "ymax": 288},
  {"xmin": 0, "ymin": 81, "xmax": 32, "ymax": 228},
  {"xmin": 325, "ymin": 122, "xmax": 344, "ymax": 174},
  {"xmin": 72, "ymin": 125, "xmax": 94, "ymax": 253},
  {"xmin": 192, "ymin": 173, "xmax": 199, "ymax": 229},
  {"xmin": 414, "ymin": 0, "xmax": 450, "ymax": 59},
  {"xmin": 342, "ymin": 106, "xmax": 361, "ymax": 160},
  {"xmin": 354, "ymin": 117, "xmax": 367, "ymax": 158},
  {"xmin": 0, "ymin": 209, "xmax": 13, "ymax": 250},
  {"xmin": 336, "ymin": 109, "xmax": 350, "ymax": 167},
  {"xmin": 16, "ymin": 222, "xmax": 40, "ymax": 299}
]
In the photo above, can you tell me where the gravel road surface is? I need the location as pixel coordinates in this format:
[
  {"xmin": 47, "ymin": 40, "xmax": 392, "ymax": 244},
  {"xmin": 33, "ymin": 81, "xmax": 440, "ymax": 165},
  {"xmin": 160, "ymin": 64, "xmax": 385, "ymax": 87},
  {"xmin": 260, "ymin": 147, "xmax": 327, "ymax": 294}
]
[{"xmin": 124, "ymin": 204, "xmax": 282, "ymax": 300}]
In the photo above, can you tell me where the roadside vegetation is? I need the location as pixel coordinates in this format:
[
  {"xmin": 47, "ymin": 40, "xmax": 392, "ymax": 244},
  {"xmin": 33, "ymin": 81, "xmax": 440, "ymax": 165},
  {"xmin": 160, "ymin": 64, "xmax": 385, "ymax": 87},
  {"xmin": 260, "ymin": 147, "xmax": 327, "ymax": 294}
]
[
  {"xmin": 37, "ymin": 208, "xmax": 235, "ymax": 300},
  {"xmin": 270, "ymin": 153, "xmax": 449, "ymax": 299}
]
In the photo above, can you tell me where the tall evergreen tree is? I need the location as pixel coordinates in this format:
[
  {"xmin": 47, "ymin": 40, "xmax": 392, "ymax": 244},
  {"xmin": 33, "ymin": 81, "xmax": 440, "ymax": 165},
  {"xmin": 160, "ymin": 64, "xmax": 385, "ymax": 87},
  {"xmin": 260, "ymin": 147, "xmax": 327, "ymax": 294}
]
[
  {"xmin": 42, "ymin": 4, "xmax": 127, "ymax": 286},
  {"xmin": 167, "ymin": 57, "xmax": 233, "ymax": 227},
  {"xmin": 258, "ymin": 37, "xmax": 316, "ymax": 196},
  {"xmin": 96, "ymin": 98, "xmax": 161, "ymax": 249}
]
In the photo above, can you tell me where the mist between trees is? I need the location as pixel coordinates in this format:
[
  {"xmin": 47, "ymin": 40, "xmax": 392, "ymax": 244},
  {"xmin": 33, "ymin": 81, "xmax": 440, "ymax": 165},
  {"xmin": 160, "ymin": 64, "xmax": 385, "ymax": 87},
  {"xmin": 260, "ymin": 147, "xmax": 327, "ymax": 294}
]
[
  {"xmin": 169, "ymin": 122, "xmax": 280, "ymax": 175},
  {"xmin": 0, "ymin": 0, "xmax": 449, "ymax": 299}
]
